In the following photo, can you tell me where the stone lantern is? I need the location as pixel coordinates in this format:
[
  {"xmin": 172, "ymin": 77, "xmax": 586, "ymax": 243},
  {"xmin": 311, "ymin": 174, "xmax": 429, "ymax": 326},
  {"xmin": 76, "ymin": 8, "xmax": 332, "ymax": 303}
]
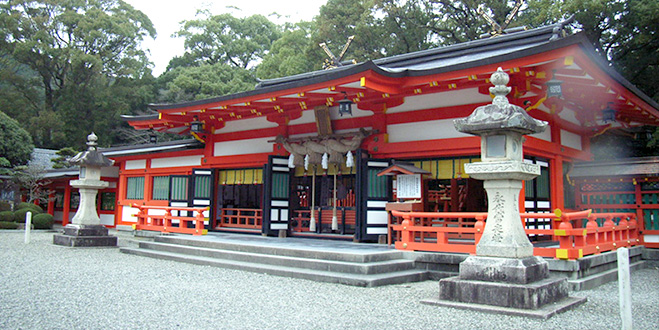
[
  {"xmin": 425, "ymin": 68, "xmax": 585, "ymax": 317},
  {"xmin": 54, "ymin": 133, "xmax": 117, "ymax": 247}
]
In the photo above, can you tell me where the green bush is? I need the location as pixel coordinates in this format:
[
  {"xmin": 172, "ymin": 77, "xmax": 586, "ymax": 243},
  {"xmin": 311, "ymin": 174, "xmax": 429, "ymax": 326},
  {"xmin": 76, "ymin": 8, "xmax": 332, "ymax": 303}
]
[
  {"xmin": 0, "ymin": 201, "xmax": 11, "ymax": 211},
  {"xmin": 15, "ymin": 202, "xmax": 43, "ymax": 213},
  {"xmin": 0, "ymin": 221, "xmax": 19, "ymax": 230},
  {"xmin": 32, "ymin": 213, "xmax": 54, "ymax": 229},
  {"xmin": 13, "ymin": 208, "xmax": 39, "ymax": 223},
  {"xmin": 0, "ymin": 210, "xmax": 13, "ymax": 222}
]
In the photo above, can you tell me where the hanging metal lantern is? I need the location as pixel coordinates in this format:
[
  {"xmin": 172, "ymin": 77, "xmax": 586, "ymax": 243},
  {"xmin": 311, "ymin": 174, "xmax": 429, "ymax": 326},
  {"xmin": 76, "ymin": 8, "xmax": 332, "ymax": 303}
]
[
  {"xmin": 546, "ymin": 69, "xmax": 563, "ymax": 99},
  {"xmin": 338, "ymin": 92, "xmax": 353, "ymax": 116}
]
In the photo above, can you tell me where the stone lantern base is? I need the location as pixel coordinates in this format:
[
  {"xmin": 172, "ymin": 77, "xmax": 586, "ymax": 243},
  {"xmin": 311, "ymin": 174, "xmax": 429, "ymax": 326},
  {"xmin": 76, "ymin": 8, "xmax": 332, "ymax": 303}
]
[
  {"xmin": 53, "ymin": 224, "xmax": 117, "ymax": 247},
  {"xmin": 422, "ymin": 256, "xmax": 586, "ymax": 319}
]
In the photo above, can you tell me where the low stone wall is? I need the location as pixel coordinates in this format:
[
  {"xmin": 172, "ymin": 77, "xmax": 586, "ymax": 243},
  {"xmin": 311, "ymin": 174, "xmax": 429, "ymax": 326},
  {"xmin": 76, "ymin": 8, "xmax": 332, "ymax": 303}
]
[{"xmin": 405, "ymin": 246, "xmax": 654, "ymax": 290}]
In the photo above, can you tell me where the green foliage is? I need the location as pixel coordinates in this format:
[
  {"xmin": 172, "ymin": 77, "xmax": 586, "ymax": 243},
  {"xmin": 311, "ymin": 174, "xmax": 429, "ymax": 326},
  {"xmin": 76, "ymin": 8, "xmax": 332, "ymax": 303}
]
[
  {"xmin": 0, "ymin": 0, "xmax": 157, "ymax": 149},
  {"xmin": 52, "ymin": 147, "xmax": 79, "ymax": 169},
  {"xmin": 15, "ymin": 202, "xmax": 44, "ymax": 214},
  {"xmin": 32, "ymin": 213, "xmax": 54, "ymax": 229},
  {"xmin": 0, "ymin": 111, "xmax": 34, "ymax": 168},
  {"xmin": 0, "ymin": 211, "xmax": 14, "ymax": 222},
  {"xmin": 13, "ymin": 208, "xmax": 38, "ymax": 223},
  {"xmin": 175, "ymin": 11, "xmax": 281, "ymax": 69},
  {"xmin": 157, "ymin": 63, "xmax": 257, "ymax": 103},
  {"xmin": 0, "ymin": 201, "xmax": 10, "ymax": 212},
  {"xmin": 256, "ymin": 22, "xmax": 322, "ymax": 79},
  {"xmin": 0, "ymin": 221, "xmax": 19, "ymax": 230}
]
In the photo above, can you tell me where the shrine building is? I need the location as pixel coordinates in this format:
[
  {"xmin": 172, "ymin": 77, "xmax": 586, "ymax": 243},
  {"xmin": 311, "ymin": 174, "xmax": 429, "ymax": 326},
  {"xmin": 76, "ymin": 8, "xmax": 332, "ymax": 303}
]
[{"xmin": 44, "ymin": 21, "xmax": 659, "ymax": 246}]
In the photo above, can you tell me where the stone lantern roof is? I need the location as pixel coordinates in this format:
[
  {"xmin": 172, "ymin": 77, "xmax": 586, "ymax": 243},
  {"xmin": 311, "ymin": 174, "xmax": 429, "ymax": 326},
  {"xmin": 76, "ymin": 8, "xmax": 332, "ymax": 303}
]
[
  {"xmin": 68, "ymin": 132, "xmax": 115, "ymax": 167},
  {"xmin": 454, "ymin": 67, "xmax": 547, "ymax": 136}
]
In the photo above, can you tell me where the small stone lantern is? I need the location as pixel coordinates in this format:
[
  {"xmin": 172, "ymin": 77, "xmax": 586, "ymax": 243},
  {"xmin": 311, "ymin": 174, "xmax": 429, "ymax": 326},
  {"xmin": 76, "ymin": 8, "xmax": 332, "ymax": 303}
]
[
  {"xmin": 428, "ymin": 68, "xmax": 585, "ymax": 317},
  {"xmin": 53, "ymin": 133, "xmax": 117, "ymax": 247}
]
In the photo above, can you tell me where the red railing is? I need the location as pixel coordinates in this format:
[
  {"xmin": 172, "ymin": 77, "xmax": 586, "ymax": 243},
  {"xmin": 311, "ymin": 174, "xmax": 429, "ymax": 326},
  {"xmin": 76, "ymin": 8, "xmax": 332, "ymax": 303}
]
[
  {"xmin": 390, "ymin": 209, "xmax": 640, "ymax": 260},
  {"xmin": 215, "ymin": 208, "xmax": 262, "ymax": 229},
  {"xmin": 131, "ymin": 204, "xmax": 208, "ymax": 236},
  {"xmin": 292, "ymin": 208, "xmax": 356, "ymax": 234}
]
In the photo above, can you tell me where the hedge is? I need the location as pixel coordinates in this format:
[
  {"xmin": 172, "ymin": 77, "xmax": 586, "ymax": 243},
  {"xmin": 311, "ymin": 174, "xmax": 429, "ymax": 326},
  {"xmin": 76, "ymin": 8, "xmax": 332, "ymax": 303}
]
[
  {"xmin": 0, "ymin": 210, "xmax": 13, "ymax": 222},
  {"xmin": 32, "ymin": 213, "xmax": 54, "ymax": 229},
  {"xmin": 0, "ymin": 221, "xmax": 19, "ymax": 230},
  {"xmin": 15, "ymin": 202, "xmax": 43, "ymax": 214}
]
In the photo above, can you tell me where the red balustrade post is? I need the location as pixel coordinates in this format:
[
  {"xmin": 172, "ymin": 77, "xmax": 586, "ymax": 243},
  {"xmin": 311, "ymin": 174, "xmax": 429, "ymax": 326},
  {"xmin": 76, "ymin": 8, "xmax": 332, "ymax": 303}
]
[
  {"xmin": 603, "ymin": 216, "xmax": 615, "ymax": 244},
  {"xmin": 474, "ymin": 216, "xmax": 486, "ymax": 249},
  {"xmin": 194, "ymin": 209, "xmax": 205, "ymax": 236},
  {"xmin": 618, "ymin": 217, "xmax": 629, "ymax": 246},
  {"xmin": 163, "ymin": 209, "xmax": 172, "ymax": 233},
  {"xmin": 628, "ymin": 215, "xmax": 638, "ymax": 244},
  {"xmin": 558, "ymin": 217, "xmax": 573, "ymax": 250},
  {"xmin": 400, "ymin": 215, "xmax": 414, "ymax": 250},
  {"xmin": 586, "ymin": 215, "xmax": 599, "ymax": 246}
]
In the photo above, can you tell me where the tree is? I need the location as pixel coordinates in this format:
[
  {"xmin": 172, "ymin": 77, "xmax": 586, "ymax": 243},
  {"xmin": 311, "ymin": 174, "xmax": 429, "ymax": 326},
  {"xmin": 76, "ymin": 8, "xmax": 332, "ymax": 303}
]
[
  {"xmin": 51, "ymin": 147, "xmax": 78, "ymax": 169},
  {"xmin": 175, "ymin": 11, "xmax": 281, "ymax": 69},
  {"xmin": 12, "ymin": 163, "xmax": 51, "ymax": 204},
  {"xmin": 0, "ymin": 0, "xmax": 157, "ymax": 149},
  {"xmin": 157, "ymin": 62, "xmax": 257, "ymax": 103},
  {"xmin": 256, "ymin": 22, "xmax": 323, "ymax": 79},
  {"xmin": 0, "ymin": 110, "xmax": 34, "ymax": 172}
]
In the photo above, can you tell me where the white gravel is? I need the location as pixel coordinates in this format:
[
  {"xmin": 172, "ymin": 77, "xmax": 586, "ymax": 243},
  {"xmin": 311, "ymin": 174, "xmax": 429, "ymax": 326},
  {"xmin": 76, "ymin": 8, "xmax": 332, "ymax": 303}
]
[{"xmin": 1, "ymin": 230, "xmax": 658, "ymax": 330}]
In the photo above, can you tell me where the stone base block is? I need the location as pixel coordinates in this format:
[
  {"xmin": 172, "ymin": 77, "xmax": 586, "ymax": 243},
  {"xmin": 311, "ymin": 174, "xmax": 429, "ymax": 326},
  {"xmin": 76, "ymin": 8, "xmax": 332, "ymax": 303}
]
[
  {"xmin": 53, "ymin": 224, "xmax": 117, "ymax": 247},
  {"xmin": 439, "ymin": 276, "xmax": 569, "ymax": 310},
  {"xmin": 459, "ymin": 256, "xmax": 548, "ymax": 284},
  {"xmin": 421, "ymin": 295, "xmax": 587, "ymax": 320}
]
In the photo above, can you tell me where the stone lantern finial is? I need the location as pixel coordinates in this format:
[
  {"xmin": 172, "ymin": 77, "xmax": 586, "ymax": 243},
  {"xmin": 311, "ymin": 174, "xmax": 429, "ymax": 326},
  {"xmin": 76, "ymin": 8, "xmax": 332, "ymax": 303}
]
[
  {"xmin": 87, "ymin": 132, "xmax": 98, "ymax": 151},
  {"xmin": 490, "ymin": 67, "xmax": 512, "ymax": 108}
]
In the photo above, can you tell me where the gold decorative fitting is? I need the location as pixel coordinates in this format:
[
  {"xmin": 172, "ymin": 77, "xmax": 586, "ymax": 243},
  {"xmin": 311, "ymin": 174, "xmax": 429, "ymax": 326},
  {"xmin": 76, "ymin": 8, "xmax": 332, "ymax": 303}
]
[
  {"xmin": 613, "ymin": 243, "xmax": 617, "ymax": 247},
  {"xmin": 402, "ymin": 243, "xmax": 408, "ymax": 248},
  {"xmin": 403, "ymin": 226, "xmax": 407, "ymax": 230},
  {"xmin": 596, "ymin": 246, "xmax": 600, "ymax": 250}
]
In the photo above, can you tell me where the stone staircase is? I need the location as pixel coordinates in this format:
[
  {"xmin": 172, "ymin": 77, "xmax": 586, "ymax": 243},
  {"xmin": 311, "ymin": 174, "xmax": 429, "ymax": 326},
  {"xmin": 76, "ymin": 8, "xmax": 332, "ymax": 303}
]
[{"xmin": 119, "ymin": 235, "xmax": 428, "ymax": 287}]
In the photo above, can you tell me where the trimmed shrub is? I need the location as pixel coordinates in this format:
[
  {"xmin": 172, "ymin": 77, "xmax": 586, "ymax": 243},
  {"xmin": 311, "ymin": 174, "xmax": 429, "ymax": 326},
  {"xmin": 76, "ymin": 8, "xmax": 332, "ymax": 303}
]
[
  {"xmin": 13, "ymin": 208, "xmax": 38, "ymax": 223},
  {"xmin": 32, "ymin": 213, "xmax": 54, "ymax": 229},
  {"xmin": 0, "ymin": 210, "xmax": 13, "ymax": 222},
  {"xmin": 0, "ymin": 201, "xmax": 11, "ymax": 211},
  {"xmin": 0, "ymin": 221, "xmax": 19, "ymax": 230},
  {"xmin": 16, "ymin": 202, "xmax": 43, "ymax": 213}
]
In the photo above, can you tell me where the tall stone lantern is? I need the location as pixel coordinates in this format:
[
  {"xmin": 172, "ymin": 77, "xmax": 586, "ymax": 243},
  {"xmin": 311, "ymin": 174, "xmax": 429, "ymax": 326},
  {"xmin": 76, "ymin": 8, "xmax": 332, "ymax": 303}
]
[
  {"xmin": 424, "ymin": 68, "xmax": 585, "ymax": 318},
  {"xmin": 54, "ymin": 133, "xmax": 118, "ymax": 247}
]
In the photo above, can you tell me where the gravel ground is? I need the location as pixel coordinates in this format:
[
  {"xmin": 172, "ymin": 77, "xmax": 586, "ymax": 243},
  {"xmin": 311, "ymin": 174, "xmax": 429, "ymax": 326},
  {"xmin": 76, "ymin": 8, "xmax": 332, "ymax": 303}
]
[{"xmin": 1, "ymin": 230, "xmax": 658, "ymax": 330}]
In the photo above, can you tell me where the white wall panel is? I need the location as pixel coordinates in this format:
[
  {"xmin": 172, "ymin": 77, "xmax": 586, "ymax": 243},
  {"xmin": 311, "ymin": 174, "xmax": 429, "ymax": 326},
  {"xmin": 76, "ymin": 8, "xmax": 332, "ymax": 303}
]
[
  {"xmin": 125, "ymin": 159, "xmax": 146, "ymax": 170},
  {"xmin": 121, "ymin": 206, "xmax": 138, "ymax": 223},
  {"xmin": 214, "ymin": 137, "xmax": 273, "ymax": 157},
  {"xmin": 213, "ymin": 116, "xmax": 277, "ymax": 133},
  {"xmin": 560, "ymin": 129, "xmax": 582, "ymax": 150},
  {"xmin": 151, "ymin": 155, "xmax": 203, "ymax": 168},
  {"xmin": 100, "ymin": 214, "xmax": 114, "ymax": 226},
  {"xmin": 367, "ymin": 210, "xmax": 388, "ymax": 224},
  {"xmin": 388, "ymin": 119, "xmax": 471, "ymax": 143}
]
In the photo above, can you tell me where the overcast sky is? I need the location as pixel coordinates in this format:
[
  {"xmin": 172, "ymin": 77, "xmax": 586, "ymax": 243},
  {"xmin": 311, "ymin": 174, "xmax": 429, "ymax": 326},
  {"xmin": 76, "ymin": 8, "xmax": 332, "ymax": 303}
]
[{"xmin": 124, "ymin": 0, "xmax": 328, "ymax": 76}]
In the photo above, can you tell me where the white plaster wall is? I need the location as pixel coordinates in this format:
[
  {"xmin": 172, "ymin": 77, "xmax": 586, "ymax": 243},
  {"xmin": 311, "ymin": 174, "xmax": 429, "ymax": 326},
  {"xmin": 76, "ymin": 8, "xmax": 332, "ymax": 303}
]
[
  {"xmin": 151, "ymin": 155, "xmax": 203, "ymax": 168},
  {"xmin": 387, "ymin": 88, "xmax": 492, "ymax": 114},
  {"xmin": 213, "ymin": 116, "xmax": 277, "ymax": 134},
  {"xmin": 125, "ymin": 159, "xmax": 146, "ymax": 170},
  {"xmin": 388, "ymin": 119, "xmax": 471, "ymax": 143},
  {"xmin": 121, "ymin": 205, "xmax": 138, "ymax": 223},
  {"xmin": 530, "ymin": 124, "xmax": 552, "ymax": 142},
  {"xmin": 100, "ymin": 214, "xmax": 114, "ymax": 226},
  {"xmin": 561, "ymin": 129, "xmax": 582, "ymax": 150},
  {"xmin": 101, "ymin": 166, "xmax": 120, "ymax": 178},
  {"xmin": 214, "ymin": 137, "xmax": 273, "ymax": 156},
  {"xmin": 559, "ymin": 107, "xmax": 581, "ymax": 125}
]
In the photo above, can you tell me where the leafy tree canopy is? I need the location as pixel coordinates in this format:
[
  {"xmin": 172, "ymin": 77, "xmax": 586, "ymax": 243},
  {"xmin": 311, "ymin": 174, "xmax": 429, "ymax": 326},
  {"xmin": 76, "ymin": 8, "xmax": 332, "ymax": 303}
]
[
  {"xmin": 174, "ymin": 11, "xmax": 282, "ymax": 69},
  {"xmin": 0, "ymin": 110, "xmax": 34, "ymax": 169},
  {"xmin": 0, "ymin": 0, "xmax": 157, "ymax": 149}
]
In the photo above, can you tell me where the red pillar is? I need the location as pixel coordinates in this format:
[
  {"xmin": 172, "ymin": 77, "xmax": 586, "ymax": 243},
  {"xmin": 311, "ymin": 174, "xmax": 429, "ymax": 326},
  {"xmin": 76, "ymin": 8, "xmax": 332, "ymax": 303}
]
[{"xmin": 62, "ymin": 183, "xmax": 71, "ymax": 226}]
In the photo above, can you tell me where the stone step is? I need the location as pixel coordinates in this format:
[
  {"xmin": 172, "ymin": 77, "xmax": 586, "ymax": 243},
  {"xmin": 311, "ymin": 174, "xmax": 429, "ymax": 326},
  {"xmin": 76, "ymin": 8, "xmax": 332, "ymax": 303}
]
[
  {"xmin": 567, "ymin": 260, "xmax": 646, "ymax": 291},
  {"xmin": 120, "ymin": 247, "xmax": 428, "ymax": 287},
  {"xmin": 137, "ymin": 241, "xmax": 416, "ymax": 275},
  {"xmin": 154, "ymin": 235, "xmax": 404, "ymax": 263}
]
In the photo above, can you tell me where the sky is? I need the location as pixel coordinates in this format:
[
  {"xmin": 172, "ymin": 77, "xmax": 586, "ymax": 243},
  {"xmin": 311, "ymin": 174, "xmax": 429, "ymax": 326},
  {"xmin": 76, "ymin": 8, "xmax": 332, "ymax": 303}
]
[{"xmin": 124, "ymin": 0, "xmax": 328, "ymax": 76}]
